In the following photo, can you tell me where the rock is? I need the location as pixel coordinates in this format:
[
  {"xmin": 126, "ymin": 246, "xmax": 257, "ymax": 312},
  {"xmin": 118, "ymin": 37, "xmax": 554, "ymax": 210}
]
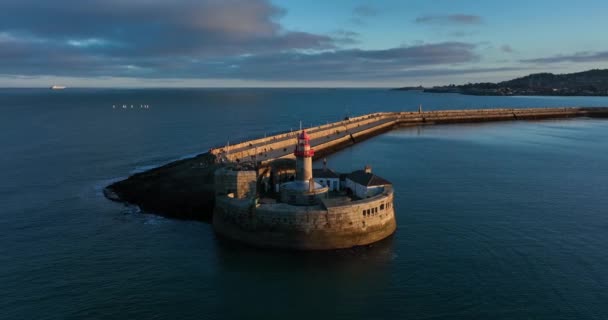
[{"xmin": 104, "ymin": 152, "xmax": 220, "ymax": 221}]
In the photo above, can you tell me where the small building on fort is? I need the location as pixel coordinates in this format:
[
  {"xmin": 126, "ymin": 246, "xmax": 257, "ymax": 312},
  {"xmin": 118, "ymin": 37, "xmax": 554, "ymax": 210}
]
[
  {"xmin": 313, "ymin": 159, "xmax": 340, "ymax": 191},
  {"xmin": 345, "ymin": 165, "xmax": 392, "ymax": 199}
]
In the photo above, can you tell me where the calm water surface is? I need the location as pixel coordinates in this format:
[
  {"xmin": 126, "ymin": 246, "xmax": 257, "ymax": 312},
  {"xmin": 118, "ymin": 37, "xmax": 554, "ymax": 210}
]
[{"xmin": 1, "ymin": 89, "xmax": 608, "ymax": 319}]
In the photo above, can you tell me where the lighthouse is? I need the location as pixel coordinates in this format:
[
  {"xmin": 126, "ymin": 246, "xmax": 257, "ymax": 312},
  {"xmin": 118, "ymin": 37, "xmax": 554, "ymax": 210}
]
[
  {"xmin": 278, "ymin": 129, "xmax": 328, "ymax": 205},
  {"xmin": 294, "ymin": 130, "xmax": 314, "ymax": 182}
]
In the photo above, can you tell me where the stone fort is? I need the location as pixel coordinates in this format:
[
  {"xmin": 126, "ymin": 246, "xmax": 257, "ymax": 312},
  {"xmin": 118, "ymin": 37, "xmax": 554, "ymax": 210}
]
[{"xmin": 213, "ymin": 129, "xmax": 396, "ymax": 250}]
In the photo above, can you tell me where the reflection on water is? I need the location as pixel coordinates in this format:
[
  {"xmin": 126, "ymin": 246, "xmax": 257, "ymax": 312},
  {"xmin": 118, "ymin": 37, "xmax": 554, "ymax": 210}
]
[
  {"xmin": 214, "ymin": 233, "xmax": 396, "ymax": 273},
  {"xmin": 212, "ymin": 235, "xmax": 396, "ymax": 319}
]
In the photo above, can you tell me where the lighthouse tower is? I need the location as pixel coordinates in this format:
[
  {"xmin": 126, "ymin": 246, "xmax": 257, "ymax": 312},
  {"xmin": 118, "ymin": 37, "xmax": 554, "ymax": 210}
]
[
  {"xmin": 278, "ymin": 129, "xmax": 328, "ymax": 205},
  {"xmin": 294, "ymin": 130, "xmax": 314, "ymax": 181}
]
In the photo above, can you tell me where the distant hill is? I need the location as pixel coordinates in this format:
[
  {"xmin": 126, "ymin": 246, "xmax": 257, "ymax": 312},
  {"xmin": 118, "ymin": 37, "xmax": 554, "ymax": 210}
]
[
  {"xmin": 420, "ymin": 69, "xmax": 608, "ymax": 96},
  {"xmin": 391, "ymin": 85, "xmax": 425, "ymax": 91}
]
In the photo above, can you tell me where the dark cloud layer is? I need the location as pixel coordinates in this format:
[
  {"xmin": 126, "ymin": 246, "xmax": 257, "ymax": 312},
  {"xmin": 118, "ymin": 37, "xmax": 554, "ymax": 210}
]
[
  {"xmin": 0, "ymin": 1, "xmax": 484, "ymax": 81},
  {"xmin": 0, "ymin": 36, "xmax": 480, "ymax": 79},
  {"xmin": 194, "ymin": 42, "xmax": 480, "ymax": 80},
  {"xmin": 0, "ymin": 0, "xmax": 336, "ymax": 57},
  {"xmin": 415, "ymin": 14, "xmax": 483, "ymax": 25},
  {"xmin": 522, "ymin": 51, "xmax": 608, "ymax": 63}
]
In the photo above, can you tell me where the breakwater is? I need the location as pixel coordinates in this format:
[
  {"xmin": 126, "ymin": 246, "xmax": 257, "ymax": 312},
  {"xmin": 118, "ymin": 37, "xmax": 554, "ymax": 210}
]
[
  {"xmin": 210, "ymin": 107, "xmax": 608, "ymax": 165},
  {"xmin": 105, "ymin": 107, "xmax": 608, "ymax": 220}
]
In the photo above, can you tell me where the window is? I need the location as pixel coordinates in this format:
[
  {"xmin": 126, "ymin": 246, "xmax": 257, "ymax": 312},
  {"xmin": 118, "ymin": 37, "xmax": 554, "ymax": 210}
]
[{"xmin": 380, "ymin": 204, "xmax": 385, "ymax": 210}]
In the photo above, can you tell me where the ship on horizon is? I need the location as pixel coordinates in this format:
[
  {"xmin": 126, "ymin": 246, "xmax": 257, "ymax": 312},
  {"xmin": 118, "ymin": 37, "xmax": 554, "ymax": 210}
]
[{"xmin": 50, "ymin": 85, "xmax": 66, "ymax": 90}]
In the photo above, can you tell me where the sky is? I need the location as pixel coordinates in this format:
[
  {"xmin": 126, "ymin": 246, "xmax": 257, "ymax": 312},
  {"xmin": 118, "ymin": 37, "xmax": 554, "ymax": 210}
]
[{"xmin": 1, "ymin": 0, "xmax": 608, "ymax": 87}]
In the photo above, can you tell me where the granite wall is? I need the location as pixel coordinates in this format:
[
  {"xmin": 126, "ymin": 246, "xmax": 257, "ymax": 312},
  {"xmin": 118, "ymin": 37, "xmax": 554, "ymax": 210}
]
[{"xmin": 213, "ymin": 189, "xmax": 396, "ymax": 250}]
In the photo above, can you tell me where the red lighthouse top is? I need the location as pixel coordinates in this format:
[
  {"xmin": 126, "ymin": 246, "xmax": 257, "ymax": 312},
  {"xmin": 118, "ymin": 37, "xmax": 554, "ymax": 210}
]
[
  {"xmin": 294, "ymin": 130, "xmax": 315, "ymax": 157},
  {"xmin": 298, "ymin": 130, "xmax": 310, "ymax": 141}
]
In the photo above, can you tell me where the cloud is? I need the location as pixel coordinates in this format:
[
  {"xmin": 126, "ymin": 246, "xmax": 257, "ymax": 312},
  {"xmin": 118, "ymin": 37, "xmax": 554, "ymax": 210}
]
[
  {"xmin": 0, "ymin": 1, "xmax": 487, "ymax": 82},
  {"xmin": 0, "ymin": 0, "xmax": 340, "ymax": 58},
  {"xmin": 448, "ymin": 31, "xmax": 475, "ymax": 37},
  {"xmin": 330, "ymin": 30, "xmax": 360, "ymax": 45},
  {"xmin": 333, "ymin": 30, "xmax": 360, "ymax": 38},
  {"xmin": 521, "ymin": 51, "xmax": 608, "ymax": 63},
  {"xmin": 155, "ymin": 42, "xmax": 481, "ymax": 81},
  {"xmin": 0, "ymin": 37, "xmax": 480, "ymax": 80},
  {"xmin": 415, "ymin": 14, "xmax": 483, "ymax": 25},
  {"xmin": 500, "ymin": 45, "xmax": 514, "ymax": 53}
]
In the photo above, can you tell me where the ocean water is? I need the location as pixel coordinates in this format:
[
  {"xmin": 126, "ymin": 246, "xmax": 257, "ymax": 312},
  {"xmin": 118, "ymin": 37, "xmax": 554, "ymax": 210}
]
[{"xmin": 1, "ymin": 88, "xmax": 608, "ymax": 319}]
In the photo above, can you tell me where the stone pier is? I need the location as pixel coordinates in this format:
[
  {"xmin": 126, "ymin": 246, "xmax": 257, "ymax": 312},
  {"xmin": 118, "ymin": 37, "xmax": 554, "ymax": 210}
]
[
  {"xmin": 105, "ymin": 107, "xmax": 608, "ymax": 220},
  {"xmin": 210, "ymin": 107, "xmax": 608, "ymax": 165}
]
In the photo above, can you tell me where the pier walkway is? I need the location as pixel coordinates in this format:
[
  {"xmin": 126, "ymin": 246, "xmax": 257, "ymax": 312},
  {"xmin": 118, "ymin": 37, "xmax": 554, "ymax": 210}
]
[{"xmin": 210, "ymin": 107, "xmax": 608, "ymax": 164}]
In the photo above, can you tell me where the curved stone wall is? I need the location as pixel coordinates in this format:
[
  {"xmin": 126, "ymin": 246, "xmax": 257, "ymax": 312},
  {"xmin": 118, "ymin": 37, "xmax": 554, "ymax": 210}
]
[
  {"xmin": 213, "ymin": 190, "xmax": 396, "ymax": 250},
  {"xmin": 279, "ymin": 184, "xmax": 329, "ymax": 205}
]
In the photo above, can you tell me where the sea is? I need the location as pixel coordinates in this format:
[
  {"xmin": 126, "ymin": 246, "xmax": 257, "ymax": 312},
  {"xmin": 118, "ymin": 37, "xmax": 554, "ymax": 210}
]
[{"xmin": 1, "ymin": 88, "xmax": 608, "ymax": 319}]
